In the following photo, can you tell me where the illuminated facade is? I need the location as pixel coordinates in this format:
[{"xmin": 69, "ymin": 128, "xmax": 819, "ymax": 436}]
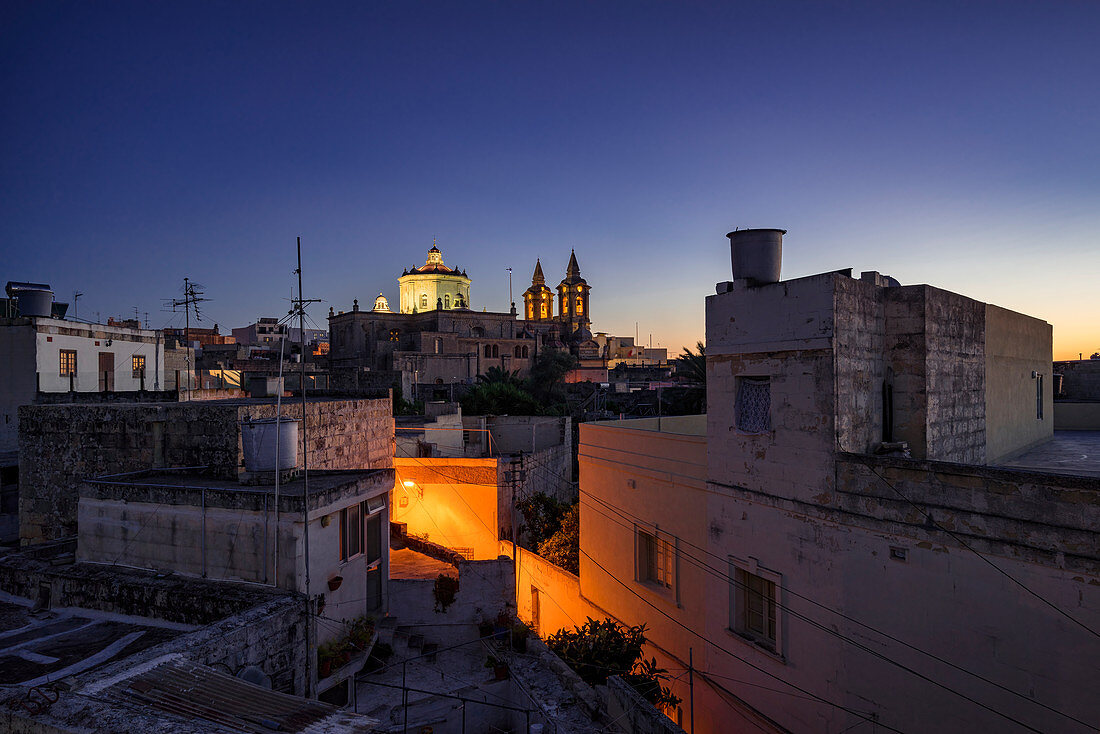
[
  {"xmin": 522, "ymin": 259, "xmax": 554, "ymax": 321},
  {"xmin": 522, "ymin": 250, "xmax": 592, "ymax": 336},
  {"xmin": 398, "ymin": 244, "xmax": 471, "ymax": 314}
]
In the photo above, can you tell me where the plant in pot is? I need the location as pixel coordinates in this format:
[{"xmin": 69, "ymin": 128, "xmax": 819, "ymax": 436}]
[
  {"xmin": 348, "ymin": 616, "xmax": 374, "ymax": 650},
  {"xmin": 433, "ymin": 574, "xmax": 459, "ymax": 612},
  {"xmin": 318, "ymin": 641, "xmax": 340, "ymax": 679},
  {"xmin": 485, "ymin": 654, "xmax": 509, "ymax": 680},
  {"xmin": 510, "ymin": 620, "xmax": 530, "ymax": 653}
]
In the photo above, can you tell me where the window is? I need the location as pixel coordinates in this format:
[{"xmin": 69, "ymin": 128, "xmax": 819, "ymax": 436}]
[
  {"xmin": 132, "ymin": 355, "xmax": 146, "ymax": 378},
  {"xmin": 514, "ymin": 345, "xmax": 523, "ymax": 358},
  {"xmin": 389, "ymin": 329, "xmax": 400, "ymax": 342},
  {"xmin": 730, "ymin": 560, "xmax": 780, "ymax": 653},
  {"xmin": 484, "ymin": 345, "xmax": 492, "ymax": 358},
  {"xmin": 736, "ymin": 377, "xmax": 771, "ymax": 433},
  {"xmin": 444, "ymin": 294, "xmax": 450, "ymax": 309},
  {"xmin": 434, "ymin": 338, "xmax": 443, "ymax": 354},
  {"xmin": 340, "ymin": 496, "xmax": 386, "ymax": 563},
  {"xmin": 575, "ymin": 297, "xmax": 583, "ymax": 314},
  {"xmin": 521, "ymin": 345, "xmax": 529, "ymax": 358},
  {"xmin": 420, "ymin": 294, "xmax": 428, "ymax": 309},
  {"xmin": 341, "ymin": 503, "xmax": 362, "ymax": 560},
  {"xmin": 636, "ymin": 528, "xmax": 675, "ymax": 591},
  {"xmin": 59, "ymin": 350, "xmax": 77, "ymax": 376},
  {"xmin": 1036, "ymin": 373, "xmax": 1044, "ymax": 420}
]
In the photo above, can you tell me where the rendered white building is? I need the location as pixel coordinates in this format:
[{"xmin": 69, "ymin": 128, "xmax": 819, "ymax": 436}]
[{"xmin": 0, "ymin": 283, "xmax": 165, "ymax": 455}]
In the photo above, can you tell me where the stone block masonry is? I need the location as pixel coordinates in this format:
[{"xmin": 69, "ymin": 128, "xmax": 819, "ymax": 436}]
[{"xmin": 18, "ymin": 397, "xmax": 392, "ymax": 544}]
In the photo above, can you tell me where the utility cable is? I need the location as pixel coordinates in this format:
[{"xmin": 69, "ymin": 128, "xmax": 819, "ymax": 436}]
[
  {"xmin": 844, "ymin": 451, "xmax": 1100, "ymax": 640},
  {"xmin": 580, "ymin": 494, "xmax": 1088, "ymax": 732},
  {"xmin": 579, "ymin": 548, "xmax": 909, "ymax": 734}
]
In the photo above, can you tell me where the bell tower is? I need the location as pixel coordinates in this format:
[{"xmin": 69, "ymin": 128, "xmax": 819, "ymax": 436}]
[
  {"xmin": 523, "ymin": 259, "xmax": 554, "ymax": 321},
  {"xmin": 556, "ymin": 249, "xmax": 590, "ymax": 334}
]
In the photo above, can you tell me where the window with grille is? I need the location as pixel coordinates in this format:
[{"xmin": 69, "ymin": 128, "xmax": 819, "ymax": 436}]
[
  {"xmin": 736, "ymin": 377, "xmax": 771, "ymax": 433},
  {"xmin": 132, "ymin": 355, "xmax": 146, "ymax": 378},
  {"xmin": 730, "ymin": 561, "xmax": 780, "ymax": 653},
  {"xmin": 637, "ymin": 528, "xmax": 674, "ymax": 590},
  {"xmin": 59, "ymin": 350, "xmax": 77, "ymax": 376}
]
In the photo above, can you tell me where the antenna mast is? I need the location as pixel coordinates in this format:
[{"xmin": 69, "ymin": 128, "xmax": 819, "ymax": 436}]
[
  {"xmin": 170, "ymin": 278, "xmax": 208, "ymax": 401},
  {"xmin": 291, "ymin": 236, "xmax": 322, "ymax": 694}
]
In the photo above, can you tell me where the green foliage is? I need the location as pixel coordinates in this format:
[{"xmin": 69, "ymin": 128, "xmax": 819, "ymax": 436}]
[
  {"xmin": 461, "ymin": 381, "xmax": 543, "ymax": 416},
  {"xmin": 672, "ymin": 341, "xmax": 706, "ymax": 414},
  {"xmin": 392, "ymin": 384, "xmax": 424, "ymax": 416},
  {"xmin": 478, "ymin": 366, "xmax": 523, "ymax": 385},
  {"xmin": 537, "ymin": 503, "xmax": 579, "ymax": 574},
  {"xmin": 526, "ymin": 348, "xmax": 578, "ymax": 404},
  {"xmin": 675, "ymin": 341, "xmax": 706, "ymax": 384},
  {"xmin": 516, "ymin": 492, "xmax": 570, "ymax": 549},
  {"xmin": 433, "ymin": 573, "xmax": 460, "ymax": 612},
  {"xmin": 547, "ymin": 618, "xmax": 682, "ymax": 712}
]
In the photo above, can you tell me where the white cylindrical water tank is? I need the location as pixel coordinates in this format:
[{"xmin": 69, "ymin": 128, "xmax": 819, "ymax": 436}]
[
  {"xmin": 242, "ymin": 417, "xmax": 299, "ymax": 472},
  {"xmin": 727, "ymin": 228, "xmax": 785, "ymax": 284},
  {"xmin": 16, "ymin": 288, "xmax": 54, "ymax": 317}
]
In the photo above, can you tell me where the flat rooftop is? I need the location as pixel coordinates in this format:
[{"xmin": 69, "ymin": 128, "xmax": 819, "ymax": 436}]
[
  {"xmin": 0, "ymin": 597, "xmax": 188, "ymax": 687},
  {"xmin": 87, "ymin": 468, "xmax": 387, "ymax": 497},
  {"xmin": 588, "ymin": 414, "xmax": 707, "ymax": 436},
  {"xmin": 995, "ymin": 431, "xmax": 1100, "ymax": 478}
]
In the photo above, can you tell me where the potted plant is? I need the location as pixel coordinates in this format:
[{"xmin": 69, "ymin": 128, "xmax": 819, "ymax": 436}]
[
  {"xmin": 433, "ymin": 574, "xmax": 459, "ymax": 612},
  {"xmin": 485, "ymin": 654, "xmax": 509, "ymax": 680},
  {"xmin": 327, "ymin": 575, "xmax": 343, "ymax": 591},
  {"xmin": 348, "ymin": 616, "xmax": 374, "ymax": 650},
  {"xmin": 318, "ymin": 641, "xmax": 339, "ymax": 678},
  {"xmin": 510, "ymin": 621, "xmax": 530, "ymax": 653}
]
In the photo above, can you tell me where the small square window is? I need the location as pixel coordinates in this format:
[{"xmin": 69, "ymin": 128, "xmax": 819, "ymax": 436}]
[{"xmin": 736, "ymin": 377, "xmax": 771, "ymax": 433}]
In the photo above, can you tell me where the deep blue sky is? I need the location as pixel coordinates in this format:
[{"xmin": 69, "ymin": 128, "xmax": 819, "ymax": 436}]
[{"xmin": 3, "ymin": 1, "xmax": 1097, "ymax": 357}]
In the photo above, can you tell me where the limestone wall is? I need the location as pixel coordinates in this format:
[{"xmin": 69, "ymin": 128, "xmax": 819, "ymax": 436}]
[
  {"xmin": 17, "ymin": 397, "xmax": 391, "ymax": 544},
  {"xmin": 985, "ymin": 304, "xmax": 1053, "ymax": 462}
]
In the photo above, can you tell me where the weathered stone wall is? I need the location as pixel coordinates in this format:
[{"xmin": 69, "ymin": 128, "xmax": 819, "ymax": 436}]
[
  {"xmin": 834, "ymin": 276, "xmax": 886, "ymax": 453},
  {"xmin": 19, "ymin": 402, "xmax": 242, "ymax": 542},
  {"xmin": 1055, "ymin": 358, "xmax": 1100, "ymax": 400},
  {"xmin": 0, "ymin": 553, "xmax": 285, "ymax": 625},
  {"xmin": 239, "ymin": 398, "xmax": 394, "ymax": 472},
  {"xmin": 921, "ymin": 286, "xmax": 986, "ymax": 463},
  {"xmin": 705, "ymin": 273, "xmax": 839, "ymax": 503},
  {"xmin": 18, "ymin": 397, "xmax": 392, "ymax": 544},
  {"xmin": 833, "ymin": 453, "xmax": 1100, "ymax": 572}
]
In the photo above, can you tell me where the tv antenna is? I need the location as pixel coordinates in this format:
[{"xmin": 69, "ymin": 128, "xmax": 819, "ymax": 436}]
[{"xmin": 165, "ymin": 278, "xmax": 209, "ymax": 400}]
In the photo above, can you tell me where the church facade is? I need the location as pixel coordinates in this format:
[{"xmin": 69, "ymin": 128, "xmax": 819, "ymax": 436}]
[{"xmin": 328, "ymin": 243, "xmax": 609, "ymax": 396}]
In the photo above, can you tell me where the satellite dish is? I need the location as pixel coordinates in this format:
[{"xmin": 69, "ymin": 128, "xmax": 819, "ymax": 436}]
[{"xmin": 237, "ymin": 665, "xmax": 272, "ymax": 689}]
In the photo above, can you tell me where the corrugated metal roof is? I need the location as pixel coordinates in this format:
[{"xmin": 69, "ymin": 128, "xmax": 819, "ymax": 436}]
[{"xmin": 102, "ymin": 657, "xmax": 377, "ymax": 733}]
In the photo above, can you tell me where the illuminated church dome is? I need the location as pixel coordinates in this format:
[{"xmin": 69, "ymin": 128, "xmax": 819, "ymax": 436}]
[
  {"xmin": 372, "ymin": 293, "xmax": 391, "ymax": 312},
  {"xmin": 398, "ymin": 242, "xmax": 472, "ymax": 313}
]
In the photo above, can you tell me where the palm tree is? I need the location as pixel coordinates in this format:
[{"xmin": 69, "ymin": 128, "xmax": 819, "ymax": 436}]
[
  {"xmin": 477, "ymin": 366, "xmax": 522, "ymax": 385},
  {"xmin": 676, "ymin": 341, "xmax": 706, "ymax": 385}
]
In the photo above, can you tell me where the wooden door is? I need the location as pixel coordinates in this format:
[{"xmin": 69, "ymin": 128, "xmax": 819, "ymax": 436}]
[{"xmin": 98, "ymin": 352, "xmax": 114, "ymax": 391}]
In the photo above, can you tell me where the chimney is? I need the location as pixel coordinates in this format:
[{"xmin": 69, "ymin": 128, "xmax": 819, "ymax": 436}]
[{"xmin": 727, "ymin": 228, "xmax": 785, "ymax": 285}]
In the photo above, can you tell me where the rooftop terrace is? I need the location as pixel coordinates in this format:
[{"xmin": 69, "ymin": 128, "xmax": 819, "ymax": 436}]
[{"xmin": 995, "ymin": 430, "xmax": 1100, "ymax": 478}]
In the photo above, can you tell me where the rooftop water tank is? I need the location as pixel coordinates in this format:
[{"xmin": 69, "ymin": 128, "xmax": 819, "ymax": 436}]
[
  {"xmin": 727, "ymin": 228, "xmax": 785, "ymax": 285},
  {"xmin": 241, "ymin": 417, "xmax": 299, "ymax": 472},
  {"xmin": 11, "ymin": 287, "xmax": 55, "ymax": 317}
]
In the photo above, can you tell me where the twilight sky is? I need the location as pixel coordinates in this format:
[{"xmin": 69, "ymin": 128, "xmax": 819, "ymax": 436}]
[{"xmin": 2, "ymin": 1, "xmax": 1097, "ymax": 359}]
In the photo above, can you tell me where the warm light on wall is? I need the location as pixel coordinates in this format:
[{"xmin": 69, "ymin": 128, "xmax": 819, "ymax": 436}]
[{"xmin": 403, "ymin": 481, "xmax": 415, "ymax": 488}]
